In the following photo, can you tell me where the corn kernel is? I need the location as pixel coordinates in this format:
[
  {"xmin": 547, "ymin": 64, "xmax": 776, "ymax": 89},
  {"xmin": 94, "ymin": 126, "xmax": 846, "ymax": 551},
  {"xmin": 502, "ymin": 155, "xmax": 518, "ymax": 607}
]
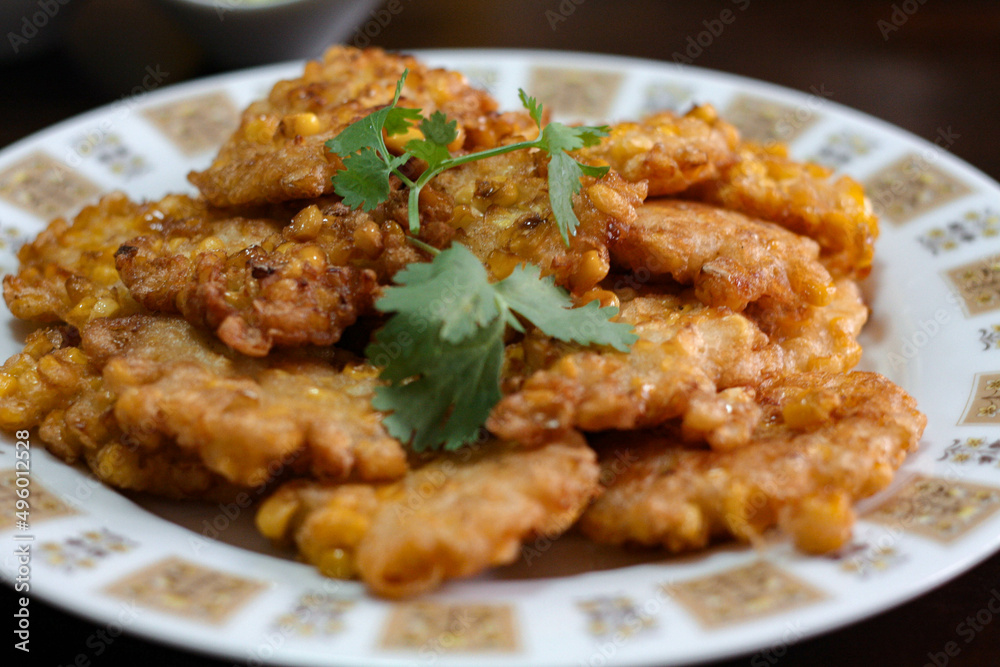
[
  {"xmin": 288, "ymin": 205, "xmax": 324, "ymax": 242},
  {"xmin": 64, "ymin": 348, "xmax": 88, "ymax": 365},
  {"xmin": 587, "ymin": 183, "xmax": 632, "ymax": 221},
  {"xmin": 785, "ymin": 493, "xmax": 854, "ymax": 554},
  {"xmin": 295, "ymin": 245, "xmax": 326, "ymax": 269},
  {"xmin": 384, "ymin": 124, "xmax": 424, "ymax": 154},
  {"xmin": 92, "ymin": 263, "xmax": 120, "ymax": 286},
  {"xmin": 317, "ymin": 548, "xmax": 356, "ymax": 579},
  {"xmin": 196, "ymin": 236, "xmax": 225, "ymax": 253},
  {"xmin": 577, "ymin": 288, "xmax": 620, "ymax": 311},
  {"xmin": 688, "ymin": 105, "xmax": 718, "ymax": 123},
  {"xmin": 353, "ymin": 221, "xmax": 383, "ymax": 258},
  {"xmin": 256, "ymin": 494, "xmax": 300, "ymax": 540},
  {"xmin": 571, "ymin": 249, "xmax": 609, "ymax": 293},
  {"xmin": 449, "ymin": 204, "xmax": 479, "ymax": 229},
  {"xmin": 245, "ymin": 115, "xmax": 279, "ymax": 144},
  {"xmin": 89, "ymin": 298, "xmax": 120, "ymax": 320},
  {"xmin": 486, "ymin": 251, "xmax": 521, "ymax": 280},
  {"xmin": 282, "ymin": 112, "xmax": 322, "ymax": 137}
]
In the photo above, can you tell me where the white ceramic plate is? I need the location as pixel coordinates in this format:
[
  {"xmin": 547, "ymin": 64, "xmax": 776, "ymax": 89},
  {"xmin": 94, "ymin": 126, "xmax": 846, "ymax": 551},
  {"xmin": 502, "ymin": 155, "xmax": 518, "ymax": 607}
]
[{"xmin": 2, "ymin": 50, "xmax": 1000, "ymax": 667}]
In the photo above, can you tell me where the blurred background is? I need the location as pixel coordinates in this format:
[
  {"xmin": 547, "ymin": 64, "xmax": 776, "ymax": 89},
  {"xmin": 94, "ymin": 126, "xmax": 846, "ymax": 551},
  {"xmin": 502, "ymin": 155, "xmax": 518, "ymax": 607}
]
[
  {"xmin": 2, "ymin": 1, "xmax": 999, "ymax": 665},
  {"xmin": 2, "ymin": 0, "xmax": 999, "ymax": 181}
]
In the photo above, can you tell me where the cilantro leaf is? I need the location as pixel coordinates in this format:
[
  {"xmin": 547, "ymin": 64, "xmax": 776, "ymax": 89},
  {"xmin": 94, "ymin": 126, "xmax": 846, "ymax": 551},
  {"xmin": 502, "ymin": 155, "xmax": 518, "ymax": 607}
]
[
  {"xmin": 495, "ymin": 263, "xmax": 637, "ymax": 352},
  {"xmin": 539, "ymin": 122, "xmax": 609, "ymax": 154},
  {"xmin": 332, "ymin": 148, "xmax": 395, "ymax": 211},
  {"xmin": 383, "ymin": 106, "xmax": 423, "ymax": 138},
  {"xmin": 546, "ymin": 151, "xmax": 590, "ymax": 243},
  {"xmin": 367, "ymin": 243, "xmax": 636, "ymax": 450},
  {"xmin": 420, "ymin": 110, "xmax": 459, "ymax": 146},
  {"xmin": 370, "ymin": 316, "xmax": 504, "ymax": 452},
  {"xmin": 405, "ymin": 138, "xmax": 452, "ymax": 170},
  {"xmin": 326, "ymin": 70, "xmax": 415, "ymax": 156},
  {"xmin": 377, "ymin": 245, "xmax": 498, "ymax": 343},
  {"xmin": 518, "ymin": 89, "xmax": 544, "ymax": 127}
]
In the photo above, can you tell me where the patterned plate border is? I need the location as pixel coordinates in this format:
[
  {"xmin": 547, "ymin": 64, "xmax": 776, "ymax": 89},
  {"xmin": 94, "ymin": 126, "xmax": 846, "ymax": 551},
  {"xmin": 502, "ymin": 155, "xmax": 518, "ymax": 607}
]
[{"xmin": 1, "ymin": 49, "xmax": 999, "ymax": 667}]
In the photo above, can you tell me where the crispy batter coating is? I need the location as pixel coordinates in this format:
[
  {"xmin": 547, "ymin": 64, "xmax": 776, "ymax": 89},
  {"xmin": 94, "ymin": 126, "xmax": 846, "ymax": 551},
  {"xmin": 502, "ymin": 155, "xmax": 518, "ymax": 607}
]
[
  {"xmin": 684, "ymin": 144, "xmax": 879, "ymax": 278},
  {"xmin": 487, "ymin": 279, "xmax": 866, "ymax": 448},
  {"xmin": 611, "ymin": 199, "xmax": 833, "ymax": 311},
  {"xmin": 256, "ymin": 434, "xmax": 599, "ymax": 598},
  {"xmin": 189, "ymin": 46, "xmax": 535, "ymax": 207},
  {"xmin": 2, "ymin": 192, "xmax": 206, "ymax": 327},
  {"xmin": 579, "ymin": 371, "xmax": 926, "ymax": 554},
  {"xmin": 115, "ymin": 188, "xmax": 457, "ymax": 356},
  {"xmin": 96, "ymin": 314, "xmax": 406, "ymax": 487},
  {"xmin": 0, "ymin": 324, "xmax": 239, "ymax": 500},
  {"xmin": 115, "ymin": 204, "xmax": 372, "ymax": 357},
  {"xmin": 0, "ymin": 314, "xmax": 407, "ymax": 493},
  {"xmin": 434, "ymin": 149, "xmax": 647, "ymax": 292},
  {"xmin": 574, "ymin": 106, "xmax": 740, "ymax": 195}
]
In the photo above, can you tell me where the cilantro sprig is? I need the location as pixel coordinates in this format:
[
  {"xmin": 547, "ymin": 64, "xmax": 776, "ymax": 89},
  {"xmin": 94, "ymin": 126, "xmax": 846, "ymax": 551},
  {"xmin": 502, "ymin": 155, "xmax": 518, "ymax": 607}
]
[
  {"xmin": 366, "ymin": 244, "xmax": 637, "ymax": 451},
  {"xmin": 326, "ymin": 69, "xmax": 611, "ymax": 243},
  {"xmin": 327, "ymin": 70, "xmax": 635, "ymax": 451}
]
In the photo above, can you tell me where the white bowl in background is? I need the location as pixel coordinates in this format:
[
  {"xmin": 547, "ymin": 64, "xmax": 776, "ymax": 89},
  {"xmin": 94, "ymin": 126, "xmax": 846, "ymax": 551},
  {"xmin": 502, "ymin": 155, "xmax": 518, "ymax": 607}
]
[{"xmin": 153, "ymin": 0, "xmax": 384, "ymax": 67}]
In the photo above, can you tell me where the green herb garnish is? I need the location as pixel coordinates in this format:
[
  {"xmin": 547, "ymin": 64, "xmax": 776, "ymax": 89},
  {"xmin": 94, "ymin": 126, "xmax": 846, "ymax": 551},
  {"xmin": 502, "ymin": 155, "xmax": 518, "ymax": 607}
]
[
  {"xmin": 327, "ymin": 71, "xmax": 635, "ymax": 450},
  {"xmin": 326, "ymin": 69, "xmax": 611, "ymax": 243},
  {"xmin": 366, "ymin": 244, "xmax": 637, "ymax": 451}
]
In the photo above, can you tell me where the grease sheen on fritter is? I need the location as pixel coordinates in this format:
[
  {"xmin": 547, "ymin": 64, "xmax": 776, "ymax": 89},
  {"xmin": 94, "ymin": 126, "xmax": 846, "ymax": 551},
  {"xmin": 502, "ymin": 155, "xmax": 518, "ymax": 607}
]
[
  {"xmin": 580, "ymin": 371, "xmax": 926, "ymax": 554},
  {"xmin": 257, "ymin": 433, "xmax": 600, "ymax": 598}
]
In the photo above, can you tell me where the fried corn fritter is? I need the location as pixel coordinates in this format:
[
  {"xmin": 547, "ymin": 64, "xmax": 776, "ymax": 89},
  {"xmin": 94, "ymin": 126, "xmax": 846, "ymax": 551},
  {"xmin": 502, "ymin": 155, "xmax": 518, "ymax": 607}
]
[
  {"xmin": 579, "ymin": 371, "xmax": 926, "ymax": 554},
  {"xmin": 2, "ymin": 192, "xmax": 206, "ymax": 328},
  {"xmin": 611, "ymin": 199, "xmax": 834, "ymax": 311},
  {"xmin": 574, "ymin": 106, "xmax": 740, "ymax": 195},
  {"xmin": 0, "ymin": 324, "xmax": 240, "ymax": 500},
  {"xmin": 114, "ymin": 201, "xmax": 377, "ymax": 357},
  {"xmin": 487, "ymin": 279, "xmax": 866, "ymax": 449},
  {"xmin": 257, "ymin": 433, "xmax": 599, "ymax": 598},
  {"xmin": 433, "ymin": 149, "xmax": 647, "ymax": 292},
  {"xmin": 0, "ymin": 48, "xmax": 926, "ymax": 600},
  {"xmin": 684, "ymin": 144, "xmax": 879, "ymax": 278},
  {"xmin": 189, "ymin": 46, "xmax": 536, "ymax": 207},
  {"xmin": 0, "ymin": 314, "xmax": 408, "ymax": 493}
]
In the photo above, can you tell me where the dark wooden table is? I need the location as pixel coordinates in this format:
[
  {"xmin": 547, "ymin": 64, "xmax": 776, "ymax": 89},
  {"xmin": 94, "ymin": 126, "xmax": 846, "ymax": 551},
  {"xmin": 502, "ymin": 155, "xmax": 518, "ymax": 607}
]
[{"xmin": 2, "ymin": 1, "xmax": 999, "ymax": 665}]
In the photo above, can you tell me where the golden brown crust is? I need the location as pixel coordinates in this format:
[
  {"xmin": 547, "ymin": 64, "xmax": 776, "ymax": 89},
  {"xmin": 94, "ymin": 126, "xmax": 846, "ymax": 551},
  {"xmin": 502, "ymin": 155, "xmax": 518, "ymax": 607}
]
[
  {"xmin": 257, "ymin": 434, "xmax": 600, "ymax": 598},
  {"xmin": 487, "ymin": 279, "xmax": 866, "ymax": 447},
  {"xmin": 114, "ymin": 190, "xmax": 457, "ymax": 356},
  {"xmin": 0, "ymin": 323, "xmax": 240, "ymax": 500},
  {"xmin": 188, "ymin": 46, "xmax": 534, "ymax": 207},
  {"xmin": 612, "ymin": 199, "xmax": 833, "ymax": 311},
  {"xmin": 0, "ymin": 314, "xmax": 408, "ymax": 494},
  {"xmin": 1, "ymin": 192, "xmax": 205, "ymax": 327},
  {"xmin": 684, "ymin": 144, "xmax": 879, "ymax": 278},
  {"xmin": 574, "ymin": 106, "xmax": 740, "ymax": 195},
  {"xmin": 434, "ymin": 150, "xmax": 647, "ymax": 292},
  {"xmin": 579, "ymin": 371, "xmax": 926, "ymax": 553}
]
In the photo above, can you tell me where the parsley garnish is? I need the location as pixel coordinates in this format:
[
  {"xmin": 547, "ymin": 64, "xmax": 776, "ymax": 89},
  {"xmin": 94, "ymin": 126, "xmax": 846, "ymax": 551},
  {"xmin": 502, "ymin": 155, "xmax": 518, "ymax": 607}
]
[
  {"xmin": 327, "ymin": 70, "xmax": 635, "ymax": 450},
  {"xmin": 326, "ymin": 70, "xmax": 611, "ymax": 243},
  {"xmin": 366, "ymin": 244, "xmax": 637, "ymax": 451}
]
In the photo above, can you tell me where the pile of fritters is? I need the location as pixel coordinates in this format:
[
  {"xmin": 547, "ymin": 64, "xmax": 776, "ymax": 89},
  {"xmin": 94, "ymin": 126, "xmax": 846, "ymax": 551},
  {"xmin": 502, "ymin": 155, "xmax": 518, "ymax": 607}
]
[{"xmin": 0, "ymin": 47, "xmax": 924, "ymax": 598}]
